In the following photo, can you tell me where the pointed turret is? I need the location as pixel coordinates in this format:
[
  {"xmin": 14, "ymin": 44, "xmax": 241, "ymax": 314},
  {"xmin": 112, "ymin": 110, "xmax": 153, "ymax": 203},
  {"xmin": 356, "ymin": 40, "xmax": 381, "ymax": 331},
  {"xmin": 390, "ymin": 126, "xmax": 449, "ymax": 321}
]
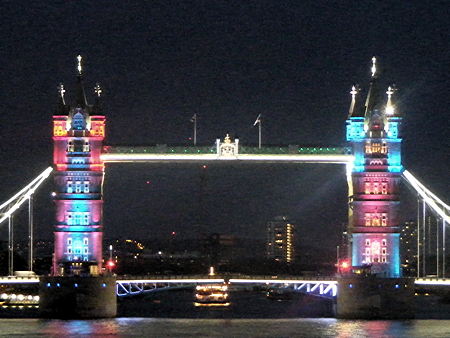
[
  {"xmin": 348, "ymin": 84, "xmax": 361, "ymax": 118},
  {"xmin": 75, "ymin": 55, "xmax": 88, "ymax": 108}
]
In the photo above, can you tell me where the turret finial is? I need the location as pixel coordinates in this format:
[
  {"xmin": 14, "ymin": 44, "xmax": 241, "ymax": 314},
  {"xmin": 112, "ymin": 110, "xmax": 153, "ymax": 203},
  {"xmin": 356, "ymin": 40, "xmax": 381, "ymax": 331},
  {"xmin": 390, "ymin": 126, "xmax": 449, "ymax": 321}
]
[
  {"xmin": 58, "ymin": 83, "xmax": 66, "ymax": 104},
  {"xmin": 385, "ymin": 85, "xmax": 396, "ymax": 115},
  {"xmin": 371, "ymin": 56, "xmax": 377, "ymax": 77},
  {"xmin": 94, "ymin": 83, "xmax": 102, "ymax": 97},
  {"xmin": 348, "ymin": 84, "xmax": 360, "ymax": 118},
  {"xmin": 77, "ymin": 55, "xmax": 83, "ymax": 75}
]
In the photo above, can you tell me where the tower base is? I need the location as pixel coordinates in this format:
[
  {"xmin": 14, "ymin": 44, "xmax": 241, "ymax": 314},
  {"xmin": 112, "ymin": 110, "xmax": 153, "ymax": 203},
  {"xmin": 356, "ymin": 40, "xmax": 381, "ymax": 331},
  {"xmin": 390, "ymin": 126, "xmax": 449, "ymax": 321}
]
[
  {"xmin": 336, "ymin": 276, "xmax": 414, "ymax": 319},
  {"xmin": 39, "ymin": 276, "xmax": 117, "ymax": 318}
]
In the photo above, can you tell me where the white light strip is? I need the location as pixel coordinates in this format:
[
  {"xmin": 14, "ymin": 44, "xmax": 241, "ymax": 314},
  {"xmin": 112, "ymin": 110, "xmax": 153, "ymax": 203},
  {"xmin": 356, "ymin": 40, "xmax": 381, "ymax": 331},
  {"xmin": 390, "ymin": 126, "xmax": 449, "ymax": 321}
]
[
  {"xmin": 101, "ymin": 153, "xmax": 354, "ymax": 164},
  {"xmin": 228, "ymin": 279, "xmax": 337, "ymax": 285},
  {"xmin": 402, "ymin": 170, "xmax": 450, "ymax": 223},
  {"xmin": 414, "ymin": 279, "xmax": 450, "ymax": 286},
  {"xmin": 116, "ymin": 279, "xmax": 225, "ymax": 284},
  {"xmin": 404, "ymin": 170, "xmax": 450, "ymax": 211},
  {"xmin": 0, "ymin": 167, "xmax": 53, "ymax": 226},
  {"xmin": 0, "ymin": 167, "xmax": 53, "ymax": 210},
  {"xmin": 0, "ymin": 278, "xmax": 40, "ymax": 284}
]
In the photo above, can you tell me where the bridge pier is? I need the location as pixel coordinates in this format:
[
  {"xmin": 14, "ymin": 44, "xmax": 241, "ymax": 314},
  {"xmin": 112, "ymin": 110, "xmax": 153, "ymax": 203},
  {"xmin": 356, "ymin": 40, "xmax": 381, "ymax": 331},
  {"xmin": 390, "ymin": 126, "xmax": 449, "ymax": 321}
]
[
  {"xmin": 336, "ymin": 276, "xmax": 414, "ymax": 319},
  {"xmin": 39, "ymin": 276, "xmax": 116, "ymax": 318}
]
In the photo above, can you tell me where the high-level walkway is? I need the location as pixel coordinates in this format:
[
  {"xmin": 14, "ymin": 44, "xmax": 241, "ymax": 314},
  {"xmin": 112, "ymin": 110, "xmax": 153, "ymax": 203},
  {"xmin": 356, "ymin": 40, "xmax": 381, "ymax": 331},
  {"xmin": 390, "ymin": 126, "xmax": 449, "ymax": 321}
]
[{"xmin": 101, "ymin": 145, "xmax": 353, "ymax": 164}]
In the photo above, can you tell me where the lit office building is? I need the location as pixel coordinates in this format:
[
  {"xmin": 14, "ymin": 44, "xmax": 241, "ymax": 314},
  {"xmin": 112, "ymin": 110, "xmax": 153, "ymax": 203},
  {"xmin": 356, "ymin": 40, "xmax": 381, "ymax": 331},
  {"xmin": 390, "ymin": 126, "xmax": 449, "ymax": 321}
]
[
  {"xmin": 400, "ymin": 221, "xmax": 417, "ymax": 275},
  {"xmin": 266, "ymin": 216, "xmax": 294, "ymax": 263}
]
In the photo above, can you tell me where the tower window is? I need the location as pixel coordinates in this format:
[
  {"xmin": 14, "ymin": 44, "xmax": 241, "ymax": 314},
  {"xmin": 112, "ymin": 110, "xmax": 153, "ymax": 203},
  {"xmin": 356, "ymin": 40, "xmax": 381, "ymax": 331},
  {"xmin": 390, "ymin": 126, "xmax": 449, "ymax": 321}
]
[
  {"xmin": 67, "ymin": 181, "xmax": 73, "ymax": 193},
  {"xmin": 83, "ymin": 181, "xmax": 90, "ymax": 193},
  {"xmin": 83, "ymin": 141, "xmax": 90, "ymax": 152},
  {"xmin": 382, "ymin": 239, "xmax": 387, "ymax": 246},
  {"xmin": 365, "ymin": 239, "xmax": 371, "ymax": 246},
  {"xmin": 67, "ymin": 141, "xmax": 74, "ymax": 152}
]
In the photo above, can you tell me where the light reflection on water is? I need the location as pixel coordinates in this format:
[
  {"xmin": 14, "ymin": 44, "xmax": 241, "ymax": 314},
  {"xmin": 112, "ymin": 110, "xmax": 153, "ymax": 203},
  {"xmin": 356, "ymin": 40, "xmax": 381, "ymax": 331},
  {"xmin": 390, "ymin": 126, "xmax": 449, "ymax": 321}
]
[{"xmin": 0, "ymin": 318, "xmax": 450, "ymax": 337}]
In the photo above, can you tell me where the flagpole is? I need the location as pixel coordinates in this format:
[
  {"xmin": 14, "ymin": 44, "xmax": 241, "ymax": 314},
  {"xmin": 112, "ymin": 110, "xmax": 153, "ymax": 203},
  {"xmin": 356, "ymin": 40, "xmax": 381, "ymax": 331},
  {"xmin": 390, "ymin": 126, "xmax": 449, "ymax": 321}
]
[
  {"xmin": 194, "ymin": 116, "xmax": 197, "ymax": 146},
  {"xmin": 258, "ymin": 118, "xmax": 261, "ymax": 149}
]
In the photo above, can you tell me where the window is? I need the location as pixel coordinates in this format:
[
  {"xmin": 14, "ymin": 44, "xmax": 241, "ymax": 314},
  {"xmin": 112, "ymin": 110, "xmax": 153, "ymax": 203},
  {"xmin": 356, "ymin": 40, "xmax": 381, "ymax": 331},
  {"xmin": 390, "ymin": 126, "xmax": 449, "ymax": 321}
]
[
  {"xmin": 365, "ymin": 213, "xmax": 388, "ymax": 227},
  {"xmin": 381, "ymin": 257, "xmax": 387, "ymax": 263},
  {"xmin": 381, "ymin": 182, "xmax": 388, "ymax": 194},
  {"xmin": 67, "ymin": 141, "xmax": 74, "ymax": 152},
  {"xmin": 75, "ymin": 181, "xmax": 82, "ymax": 193},
  {"xmin": 72, "ymin": 158, "xmax": 85, "ymax": 164},
  {"xmin": 83, "ymin": 141, "xmax": 90, "ymax": 152},
  {"xmin": 83, "ymin": 181, "xmax": 90, "ymax": 193},
  {"xmin": 381, "ymin": 248, "xmax": 387, "ymax": 255},
  {"xmin": 66, "ymin": 212, "xmax": 90, "ymax": 225},
  {"xmin": 365, "ymin": 142, "xmax": 388, "ymax": 155},
  {"xmin": 365, "ymin": 248, "xmax": 371, "ymax": 255},
  {"xmin": 365, "ymin": 239, "xmax": 371, "ymax": 246},
  {"xmin": 83, "ymin": 238, "xmax": 89, "ymax": 245},
  {"xmin": 67, "ymin": 238, "xmax": 72, "ymax": 245},
  {"xmin": 67, "ymin": 181, "xmax": 73, "ymax": 193},
  {"xmin": 67, "ymin": 247, "xmax": 72, "ymax": 254},
  {"xmin": 382, "ymin": 239, "xmax": 387, "ymax": 246}
]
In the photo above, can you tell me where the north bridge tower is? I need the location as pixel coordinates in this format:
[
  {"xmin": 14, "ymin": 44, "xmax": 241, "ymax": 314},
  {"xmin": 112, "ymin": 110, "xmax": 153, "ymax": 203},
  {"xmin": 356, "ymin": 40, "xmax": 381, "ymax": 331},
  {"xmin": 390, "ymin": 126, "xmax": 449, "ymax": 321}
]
[{"xmin": 346, "ymin": 57, "xmax": 403, "ymax": 277}]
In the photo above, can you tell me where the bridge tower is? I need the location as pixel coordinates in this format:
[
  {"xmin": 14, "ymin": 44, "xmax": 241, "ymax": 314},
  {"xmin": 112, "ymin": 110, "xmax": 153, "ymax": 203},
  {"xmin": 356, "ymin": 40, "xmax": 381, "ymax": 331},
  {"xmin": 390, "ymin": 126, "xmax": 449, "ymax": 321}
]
[
  {"xmin": 51, "ymin": 56, "xmax": 106, "ymax": 276},
  {"xmin": 346, "ymin": 57, "xmax": 403, "ymax": 277}
]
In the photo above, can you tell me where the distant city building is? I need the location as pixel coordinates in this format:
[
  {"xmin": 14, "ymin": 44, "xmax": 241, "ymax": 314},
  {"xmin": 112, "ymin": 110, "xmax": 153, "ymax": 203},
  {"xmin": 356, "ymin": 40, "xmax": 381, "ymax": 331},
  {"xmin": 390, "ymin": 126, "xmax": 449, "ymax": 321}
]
[
  {"xmin": 266, "ymin": 216, "xmax": 294, "ymax": 263},
  {"xmin": 400, "ymin": 221, "xmax": 417, "ymax": 275}
]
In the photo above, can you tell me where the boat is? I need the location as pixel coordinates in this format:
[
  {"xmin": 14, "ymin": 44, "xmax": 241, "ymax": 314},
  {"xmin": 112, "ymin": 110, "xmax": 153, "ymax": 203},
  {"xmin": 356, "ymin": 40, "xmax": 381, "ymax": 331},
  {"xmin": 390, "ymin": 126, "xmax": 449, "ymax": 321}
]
[{"xmin": 194, "ymin": 283, "xmax": 230, "ymax": 307}]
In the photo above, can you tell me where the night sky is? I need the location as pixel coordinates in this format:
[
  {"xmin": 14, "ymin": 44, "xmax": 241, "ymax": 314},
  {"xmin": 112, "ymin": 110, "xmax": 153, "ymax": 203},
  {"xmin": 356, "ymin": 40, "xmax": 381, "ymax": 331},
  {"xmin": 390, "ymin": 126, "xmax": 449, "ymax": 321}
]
[{"xmin": 0, "ymin": 1, "xmax": 448, "ymax": 249}]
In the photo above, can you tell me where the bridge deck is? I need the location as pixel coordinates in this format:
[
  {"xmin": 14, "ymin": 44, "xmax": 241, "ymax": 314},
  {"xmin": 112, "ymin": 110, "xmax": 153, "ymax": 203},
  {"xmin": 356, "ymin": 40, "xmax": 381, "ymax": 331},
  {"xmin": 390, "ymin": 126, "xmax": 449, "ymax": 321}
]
[{"xmin": 101, "ymin": 146, "xmax": 353, "ymax": 164}]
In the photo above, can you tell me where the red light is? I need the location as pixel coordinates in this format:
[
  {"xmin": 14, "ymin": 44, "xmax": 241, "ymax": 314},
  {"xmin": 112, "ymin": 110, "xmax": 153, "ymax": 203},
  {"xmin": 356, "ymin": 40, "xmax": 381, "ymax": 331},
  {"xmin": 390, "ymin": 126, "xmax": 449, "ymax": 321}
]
[
  {"xmin": 202, "ymin": 165, "xmax": 207, "ymax": 169},
  {"xmin": 146, "ymin": 181, "xmax": 151, "ymax": 184},
  {"xmin": 341, "ymin": 261, "xmax": 349, "ymax": 269},
  {"xmin": 107, "ymin": 260, "xmax": 115, "ymax": 268},
  {"xmin": 171, "ymin": 231, "xmax": 176, "ymax": 236}
]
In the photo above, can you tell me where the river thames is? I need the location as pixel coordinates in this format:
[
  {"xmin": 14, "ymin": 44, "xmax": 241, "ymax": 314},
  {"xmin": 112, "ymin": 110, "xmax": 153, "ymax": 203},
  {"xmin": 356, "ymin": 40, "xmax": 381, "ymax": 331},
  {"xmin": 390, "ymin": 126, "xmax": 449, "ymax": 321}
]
[{"xmin": 1, "ymin": 318, "xmax": 450, "ymax": 337}]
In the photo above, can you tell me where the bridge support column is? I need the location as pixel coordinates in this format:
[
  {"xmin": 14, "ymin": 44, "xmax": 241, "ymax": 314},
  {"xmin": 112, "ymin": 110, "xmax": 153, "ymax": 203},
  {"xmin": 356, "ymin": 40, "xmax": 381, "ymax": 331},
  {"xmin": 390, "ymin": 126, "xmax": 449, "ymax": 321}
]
[
  {"xmin": 39, "ymin": 276, "xmax": 116, "ymax": 318},
  {"xmin": 336, "ymin": 276, "xmax": 414, "ymax": 319}
]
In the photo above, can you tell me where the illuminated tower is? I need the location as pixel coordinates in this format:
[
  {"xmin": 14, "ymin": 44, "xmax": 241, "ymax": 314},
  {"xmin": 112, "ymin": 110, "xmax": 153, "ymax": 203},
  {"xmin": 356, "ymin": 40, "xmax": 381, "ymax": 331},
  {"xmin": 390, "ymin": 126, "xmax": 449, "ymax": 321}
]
[
  {"xmin": 52, "ymin": 56, "xmax": 106, "ymax": 276},
  {"xmin": 346, "ymin": 57, "xmax": 402, "ymax": 277},
  {"xmin": 266, "ymin": 216, "xmax": 295, "ymax": 263}
]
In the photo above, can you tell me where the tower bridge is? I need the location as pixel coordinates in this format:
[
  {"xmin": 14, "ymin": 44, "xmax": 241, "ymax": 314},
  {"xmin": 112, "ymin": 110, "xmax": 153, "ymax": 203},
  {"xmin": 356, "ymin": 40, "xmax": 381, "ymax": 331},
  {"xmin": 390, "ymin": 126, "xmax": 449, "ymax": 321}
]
[{"xmin": 0, "ymin": 56, "xmax": 448, "ymax": 318}]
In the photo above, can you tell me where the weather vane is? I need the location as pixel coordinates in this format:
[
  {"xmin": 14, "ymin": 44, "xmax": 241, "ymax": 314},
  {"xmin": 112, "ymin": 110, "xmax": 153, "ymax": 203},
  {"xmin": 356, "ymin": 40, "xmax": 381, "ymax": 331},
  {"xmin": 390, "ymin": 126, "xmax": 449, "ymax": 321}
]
[
  {"xmin": 77, "ymin": 55, "xmax": 83, "ymax": 74},
  {"xmin": 94, "ymin": 83, "xmax": 102, "ymax": 97},
  {"xmin": 58, "ymin": 83, "xmax": 66, "ymax": 100},
  {"xmin": 371, "ymin": 56, "xmax": 377, "ymax": 77}
]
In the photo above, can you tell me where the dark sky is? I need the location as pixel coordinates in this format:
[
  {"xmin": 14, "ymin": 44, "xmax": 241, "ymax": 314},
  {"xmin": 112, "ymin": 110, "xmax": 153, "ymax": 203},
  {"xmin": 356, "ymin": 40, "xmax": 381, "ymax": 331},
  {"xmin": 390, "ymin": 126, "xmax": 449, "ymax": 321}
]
[{"xmin": 0, "ymin": 1, "xmax": 448, "ymax": 247}]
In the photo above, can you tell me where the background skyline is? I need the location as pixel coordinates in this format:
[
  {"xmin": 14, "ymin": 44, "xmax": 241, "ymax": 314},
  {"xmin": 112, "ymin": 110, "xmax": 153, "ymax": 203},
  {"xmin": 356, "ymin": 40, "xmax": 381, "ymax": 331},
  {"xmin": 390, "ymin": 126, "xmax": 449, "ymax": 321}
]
[{"xmin": 0, "ymin": 2, "xmax": 448, "ymax": 251}]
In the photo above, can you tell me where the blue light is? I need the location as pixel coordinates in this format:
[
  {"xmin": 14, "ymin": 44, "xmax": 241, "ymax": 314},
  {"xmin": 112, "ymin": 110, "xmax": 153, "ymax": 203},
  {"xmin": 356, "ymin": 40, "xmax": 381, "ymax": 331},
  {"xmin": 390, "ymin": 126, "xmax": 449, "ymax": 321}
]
[
  {"xmin": 346, "ymin": 119, "xmax": 365, "ymax": 141},
  {"xmin": 47, "ymin": 283, "xmax": 51, "ymax": 287},
  {"xmin": 395, "ymin": 284, "xmax": 399, "ymax": 289},
  {"xmin": 349, "ymin": 284, "xmax": 353, "ymax": 288},
  {"xmin": 56, "ymin": 283, "xmax": 61, "ymax": 287},
  {"xmin": 388, "ymin": 165, "xmax": 403, "ymax": 173},
  {"xmin": 74, "ymin": 283, "xmax": 78, "ymax": 288},
  {"xmin": 102, "ymin": 283, "xmax": 106, "ymax": 288}
]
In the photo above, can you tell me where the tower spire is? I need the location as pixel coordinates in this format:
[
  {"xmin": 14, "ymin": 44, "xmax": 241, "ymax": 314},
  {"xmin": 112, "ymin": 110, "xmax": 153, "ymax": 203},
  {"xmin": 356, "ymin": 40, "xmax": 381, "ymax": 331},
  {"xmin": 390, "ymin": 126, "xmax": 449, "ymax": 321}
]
[
  {"xmin": 75, "ymin": 54, "xmax": 88, "ymax": 108},
  {"xmin": 364, "ymin": 56, "xmax": 383, "ymax": 115}
]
